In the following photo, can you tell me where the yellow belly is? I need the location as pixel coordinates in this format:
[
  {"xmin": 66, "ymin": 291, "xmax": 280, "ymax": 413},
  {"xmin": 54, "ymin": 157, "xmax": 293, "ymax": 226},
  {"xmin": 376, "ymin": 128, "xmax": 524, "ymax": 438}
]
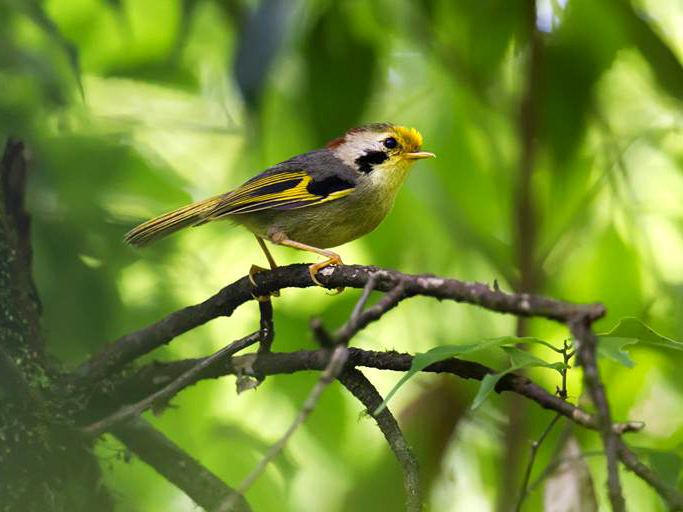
[{"xmin": 235, "ymin": 187, "xmax": 393, "ymax": 248}]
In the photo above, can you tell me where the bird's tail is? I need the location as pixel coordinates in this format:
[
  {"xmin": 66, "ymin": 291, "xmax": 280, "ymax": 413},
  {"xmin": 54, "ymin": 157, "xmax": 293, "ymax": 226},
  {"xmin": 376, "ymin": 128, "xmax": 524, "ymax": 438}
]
[{"xmin": 124, "ymin": 195, "xmax": 222, "ymax": 247}]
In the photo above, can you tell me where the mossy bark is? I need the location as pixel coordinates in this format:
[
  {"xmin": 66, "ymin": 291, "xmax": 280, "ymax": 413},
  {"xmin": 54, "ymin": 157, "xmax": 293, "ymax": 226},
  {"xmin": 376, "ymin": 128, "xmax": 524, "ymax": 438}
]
[{"xmin": 0, "ymin": 139, "xmax": 112, "ymax": 512}]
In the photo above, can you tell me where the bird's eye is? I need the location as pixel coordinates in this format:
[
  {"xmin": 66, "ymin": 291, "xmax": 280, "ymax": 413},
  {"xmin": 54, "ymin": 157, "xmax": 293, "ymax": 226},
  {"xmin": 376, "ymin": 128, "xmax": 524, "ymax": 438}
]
[{"xmin": 383, "ymin": 137, "xmax": 398, "ymax": 149}]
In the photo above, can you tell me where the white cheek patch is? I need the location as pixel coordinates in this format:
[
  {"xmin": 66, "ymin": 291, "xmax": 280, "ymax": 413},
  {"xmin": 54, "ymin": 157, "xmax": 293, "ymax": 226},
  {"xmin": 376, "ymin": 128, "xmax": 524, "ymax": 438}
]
[{"xmin": 333, "ymin": 132, "xmax": 389, "ymax": 169}]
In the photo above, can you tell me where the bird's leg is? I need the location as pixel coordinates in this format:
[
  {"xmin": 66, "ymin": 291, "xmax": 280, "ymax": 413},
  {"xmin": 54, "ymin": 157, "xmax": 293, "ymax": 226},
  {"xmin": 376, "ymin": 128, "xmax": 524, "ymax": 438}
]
[
  {"xmin": 256, "ymin": 236, "xmax": 278, "ymax": 270},
  {"xmin": 274, "ymin": 237, "xmax": 344, "ymax": 292},
  {"xmin": 249, "ymin": 236, "xmax": 280, "ymax": 299}
]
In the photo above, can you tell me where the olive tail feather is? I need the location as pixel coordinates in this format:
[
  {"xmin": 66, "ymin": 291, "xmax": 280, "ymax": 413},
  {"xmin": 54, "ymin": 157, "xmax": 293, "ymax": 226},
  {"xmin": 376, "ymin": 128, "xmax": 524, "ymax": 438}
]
[{"xmin": 124, "ymin": 196, "xmax": 222, "ymax": 247}]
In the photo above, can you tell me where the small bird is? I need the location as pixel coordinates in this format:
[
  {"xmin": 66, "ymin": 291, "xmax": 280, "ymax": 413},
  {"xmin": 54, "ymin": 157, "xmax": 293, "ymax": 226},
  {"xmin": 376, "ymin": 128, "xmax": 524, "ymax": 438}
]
[{"xmin": 125, "ymin": 123, "xmax": 434, "ymax": 287}]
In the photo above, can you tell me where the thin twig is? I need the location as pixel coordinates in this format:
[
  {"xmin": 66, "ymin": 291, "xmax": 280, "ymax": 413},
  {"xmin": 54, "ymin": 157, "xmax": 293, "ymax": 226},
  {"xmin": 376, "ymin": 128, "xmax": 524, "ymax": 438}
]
[
  {"xmin": 617, "ymin": 442, "xmax": 683, "ymax": 511},
  {"xmin": 83, "ymin": 332, "xmax": 260, "ymax": 436},
  {"xmin": 335, "ymin": 281, "xmax": 407, "ymax": 346},
  {"xmin": 217, "ymin": 345, "xmax": 349, "ymax": 512},
  {"xmin": 515, "ymin": 339, "xmax": 574, "ymax": 511},
  {"xmin": 350, "ymin": 272, "xmax": 379, "ymax": 322},
  {"xmin": 112, "ymin": 418, "xmax": 251, "ymax": 512},
  {"xmin": 339, "ymin": 368, "xmax": 421, "ymax": 512},
  {"xmin": 514, "ymin": 413, "xmax": 562, "ymax": 512},
  {"xmin": 256, "ymin": 298, "xmax": 274, "ymax": 354}
]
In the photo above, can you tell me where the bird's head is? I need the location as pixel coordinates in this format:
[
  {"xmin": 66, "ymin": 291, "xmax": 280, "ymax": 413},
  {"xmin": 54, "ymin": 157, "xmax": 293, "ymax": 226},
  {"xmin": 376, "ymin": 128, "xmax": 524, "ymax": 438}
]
[{"xmin": 328, "ymin": 123, "xmax": 435, "ymax": 174}]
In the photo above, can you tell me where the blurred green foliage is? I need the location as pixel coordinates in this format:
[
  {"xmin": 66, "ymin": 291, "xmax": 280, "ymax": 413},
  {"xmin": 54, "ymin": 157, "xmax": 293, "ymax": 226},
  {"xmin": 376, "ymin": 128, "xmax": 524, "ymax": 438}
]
[{"xmin": 1, "ymin": 0, "xmax": 683, "ymax": 510}]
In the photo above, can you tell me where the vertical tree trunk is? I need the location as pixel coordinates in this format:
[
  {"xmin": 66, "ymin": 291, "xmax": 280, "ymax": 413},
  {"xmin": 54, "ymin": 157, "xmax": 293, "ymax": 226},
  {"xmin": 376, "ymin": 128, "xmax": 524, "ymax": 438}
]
[{"xmin": 0, "ymin": 139, "xmax": 112, "ymax": 511}]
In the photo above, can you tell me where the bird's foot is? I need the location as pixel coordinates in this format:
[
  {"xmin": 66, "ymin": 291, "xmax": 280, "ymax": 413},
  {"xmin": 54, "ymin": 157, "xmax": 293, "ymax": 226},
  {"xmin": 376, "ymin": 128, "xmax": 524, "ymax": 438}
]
[
  {"xmin": 249, "ymin": 264, "xmax": 280, "ymax": 301},
  {"xmin": 308, "ymin": 256, "xmax": 345, "ymax": 294}
]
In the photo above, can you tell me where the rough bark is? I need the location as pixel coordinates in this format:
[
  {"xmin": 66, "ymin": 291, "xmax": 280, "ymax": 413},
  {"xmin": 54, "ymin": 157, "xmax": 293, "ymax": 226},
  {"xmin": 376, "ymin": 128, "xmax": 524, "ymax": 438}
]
[{"xmin": 0, "ymin": 139, "xmax": 113, "ymax": 512}]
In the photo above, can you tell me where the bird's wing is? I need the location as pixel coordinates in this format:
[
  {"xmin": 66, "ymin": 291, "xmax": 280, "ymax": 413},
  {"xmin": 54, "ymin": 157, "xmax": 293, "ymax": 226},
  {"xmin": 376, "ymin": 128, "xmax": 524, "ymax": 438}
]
[{"xmin": 207, "ymin": 169, "xmax": 356, "ymax": 218}]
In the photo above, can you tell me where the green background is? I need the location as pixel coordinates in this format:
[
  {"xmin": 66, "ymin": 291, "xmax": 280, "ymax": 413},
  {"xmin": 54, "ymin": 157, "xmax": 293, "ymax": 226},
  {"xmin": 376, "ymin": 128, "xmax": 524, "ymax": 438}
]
[{"xmin": 1, "ymin": 0, "xmax": 682, "ymax": 510}]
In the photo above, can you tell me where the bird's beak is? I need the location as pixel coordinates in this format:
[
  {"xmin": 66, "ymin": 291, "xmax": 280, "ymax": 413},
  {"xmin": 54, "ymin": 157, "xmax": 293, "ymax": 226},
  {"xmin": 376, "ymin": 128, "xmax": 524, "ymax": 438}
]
[{"xmin": 405, "ymin": 151, "xmax": 436, "ymax": 160}]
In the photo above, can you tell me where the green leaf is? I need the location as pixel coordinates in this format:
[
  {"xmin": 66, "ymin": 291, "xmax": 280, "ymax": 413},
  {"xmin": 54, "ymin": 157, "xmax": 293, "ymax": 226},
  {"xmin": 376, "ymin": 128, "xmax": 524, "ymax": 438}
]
[
  {"xmin": 374, "ymin": 336, "xmax": 549, "ymax": 414},
  {"xmin": 600, "ymin": 317, "xmax": 683, "ymax": 352},
  {"xmin": 633, "ymin": 447, "xmax": 683, "ymax": 488},
  {"xmin": 649, "ymin": 450, "xmax": 683, "ymax": 488},
  {"xmin": 596, "ymin": 337, "xmax": 639, "ymax": 368},
  {"xmin": 302, "ymin": 2, "xmax": 378, "ymax": 144},
  {"xmin": 472, "ymin": 374, "xmax": 503, "ymax": 410},
  {"xmin": 500, "ymin": 346, "xmax": 566, "ymax": 373},
  {"xmin": 375, "ymin": 337, "xmax": 567, "ymax": 414},
  {"xmin": 607, "ymin": 0, "xmax": 683, "ymax": 102},
  {"xmin": 469, "ymin": 348, "xmax": 566, "ymax": 410}
]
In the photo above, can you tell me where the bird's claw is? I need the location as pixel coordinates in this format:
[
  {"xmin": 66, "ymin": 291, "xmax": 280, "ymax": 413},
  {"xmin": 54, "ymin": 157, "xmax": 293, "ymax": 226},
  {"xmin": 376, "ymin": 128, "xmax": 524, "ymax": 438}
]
[
  {"xmin": 249, "ymin": 264, "xmax": 280, "ymax": 300},
  {"xmin": 308, "ymin": 258, "xmax": 345, "ymax": 294}
]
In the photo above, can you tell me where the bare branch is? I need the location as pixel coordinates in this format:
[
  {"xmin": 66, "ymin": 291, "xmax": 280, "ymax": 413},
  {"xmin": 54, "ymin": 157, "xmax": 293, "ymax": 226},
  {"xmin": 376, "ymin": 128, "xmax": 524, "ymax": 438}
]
[
  {"xmin": 111, "ymin": 348, "xmax": 643, "ymax": 436},
  {"xmin": 111, "ymin": 418, "xmax": 251, "ymax": 512},
  {"xmin": 335, "ymin": 278, "xmax": 407, "ymax": 346},
  {"xmin": 515, "ymin": 414, "xmax": 563, "ymax": 512},
  {"xmin": 256, "ymin": 298, "xmax": 274, "ymax": 354},
  {"xmin": 338, "ymin": 368, "xmax": 421, "ymax": 512},
  {"xmin": 617, "ymin": 443, "xmax": 683, "ymax": 511},
  {"xmin": 73, "ymin": 264, "xmax": 605, "ymax": 384}
]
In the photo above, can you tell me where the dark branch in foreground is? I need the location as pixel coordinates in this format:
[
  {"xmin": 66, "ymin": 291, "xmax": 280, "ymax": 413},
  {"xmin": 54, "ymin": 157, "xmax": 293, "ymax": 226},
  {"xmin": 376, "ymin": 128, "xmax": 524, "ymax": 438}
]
[
  {"xmin": 74, "ymin": 264, "xmax": 683, "ymax": 511},
  {"xmin": 111, "ymin": 418, "xmax": 251, "ymax": 512},
  {"xmin": 339, "ymin": 368, "xmax": 421, "ymax": 512},
  {"xmin": 74, "ymin": 264, "xmax": 605, "ymax": 384},
  {"xmin": 109, "ymin": 348, "xmax": 639, "ymax": 435},
  {"xmin": 102, "ymin": 346, "xmax": 678, "ymax": 508}
]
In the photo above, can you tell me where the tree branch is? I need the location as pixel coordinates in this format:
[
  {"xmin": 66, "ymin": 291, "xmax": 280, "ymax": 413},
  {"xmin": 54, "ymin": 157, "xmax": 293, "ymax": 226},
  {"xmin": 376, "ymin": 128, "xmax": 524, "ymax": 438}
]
[
  {"xmin": 73, "ymin": 264, "xmax": 605, "ymax": 385},
  {"xmin": 105, "ymin": 348, "xmax": 643, "ymax": 436},
  {"xmin": 111, "ymin": 418, "xmax": 251, "ymax": 512},
  {"xmin": 83, "ymin": 332, "xmax": 261, "ymax": 437},
  {"xmin": 617, "ymin": 443, "xmax": 683, "ymax": 511},
  {"xmin": 338, "ymin": 368, "xmax": 421, "ymax": 512},
  {"xmin": 0, "ymin": 137, "xmax": 43, "ymax": 355},
  {"xmin": 571, "ymin": 317, "xmax": 625, "ymax": 512},
  {"xmin": 121, "ymin": 347, "xmax": 679, "ymax": 509}
]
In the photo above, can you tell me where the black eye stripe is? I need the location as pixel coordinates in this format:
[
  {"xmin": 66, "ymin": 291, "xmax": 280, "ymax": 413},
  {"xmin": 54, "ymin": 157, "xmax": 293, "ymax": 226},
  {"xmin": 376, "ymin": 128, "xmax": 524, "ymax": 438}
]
[{"xmin": 355, "ymin": 151, "xmax": 388, "ymax": 174}]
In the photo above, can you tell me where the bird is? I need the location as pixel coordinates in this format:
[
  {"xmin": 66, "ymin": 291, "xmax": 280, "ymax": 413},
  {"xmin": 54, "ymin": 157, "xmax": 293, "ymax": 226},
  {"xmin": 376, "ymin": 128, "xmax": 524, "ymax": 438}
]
[{"xmin": 124, "ymin": 123, "xmax": 435, "ymax": 288}]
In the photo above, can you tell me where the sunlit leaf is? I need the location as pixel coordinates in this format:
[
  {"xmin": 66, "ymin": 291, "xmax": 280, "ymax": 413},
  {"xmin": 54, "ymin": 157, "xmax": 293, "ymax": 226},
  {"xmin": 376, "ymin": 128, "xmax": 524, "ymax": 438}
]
[
  {"xmin": 471, "ymin": 373, "xmax": 502, "ymax": 410},
  {"xmin": 500, "ymin": 346, "xmax": 565, "ymax": 372},
  {"xmin": 607, "ymin": 0, "xmax": 683, "ymax": 102},
  {"xmin": 600, "ymin": 317, "xmax": 683, "ymax": 352},
  {"xmin": 375, "ymin": 337, "xmax": 561, "ymax": 414},
  {"xmin": 21, "ymin": 0, "xmax": 84, "ymax": 97},
  {"xmin": 596, "ymin": 336, "xmax": 639, "ymax": 368},
  {"xmin": 470, "ymin": 348, "xmax": 565, "ymax": 410}
]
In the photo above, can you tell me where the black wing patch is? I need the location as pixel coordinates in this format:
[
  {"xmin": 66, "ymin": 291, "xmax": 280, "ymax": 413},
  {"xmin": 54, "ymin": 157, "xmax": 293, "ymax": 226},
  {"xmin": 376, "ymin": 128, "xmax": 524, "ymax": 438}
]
[{"xmin": 307, "ymin": 175, "xmax": 356, "ymax": 197}]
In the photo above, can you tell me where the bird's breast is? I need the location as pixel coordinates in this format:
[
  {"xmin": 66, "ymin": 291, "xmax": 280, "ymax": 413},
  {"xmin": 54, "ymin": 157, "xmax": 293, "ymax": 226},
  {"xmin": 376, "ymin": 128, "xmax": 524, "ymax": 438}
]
[{"xmin": 238, "ymin": 183, "xmax": 396, "ymax": 249}]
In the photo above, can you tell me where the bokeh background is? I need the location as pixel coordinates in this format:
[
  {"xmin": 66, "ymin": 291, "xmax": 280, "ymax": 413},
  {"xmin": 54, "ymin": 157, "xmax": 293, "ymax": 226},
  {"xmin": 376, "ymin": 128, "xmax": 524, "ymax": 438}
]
[{"xmin": 1, "ymin": 0, "xmax": 683, "ymax": 510}]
